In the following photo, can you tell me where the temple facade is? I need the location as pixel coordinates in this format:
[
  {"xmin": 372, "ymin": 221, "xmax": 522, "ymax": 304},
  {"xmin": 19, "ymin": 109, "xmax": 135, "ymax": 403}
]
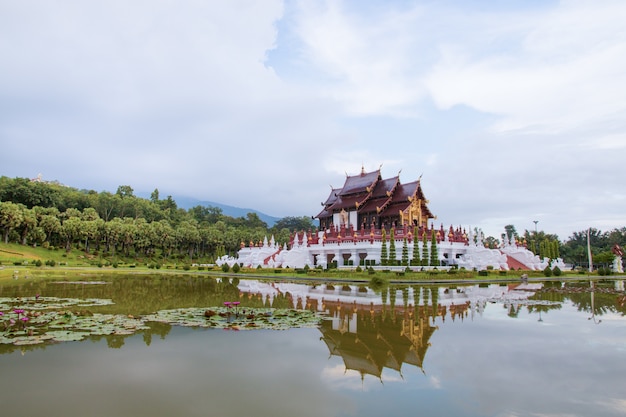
[
  {"xmin": 316, "ymin": 167, "xmax": 434, "ymax": 231},
  {"xmin": 221, "ymin": 168, "xmax": 564, "ymax": 271}
]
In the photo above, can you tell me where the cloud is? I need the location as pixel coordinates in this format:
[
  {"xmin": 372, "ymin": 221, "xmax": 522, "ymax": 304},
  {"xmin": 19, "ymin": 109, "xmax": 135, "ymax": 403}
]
[
  {"xmin": 1, "ymin": 0, "xmax": 625, "ymax": 238},
  {"xmin": 425, "ymin": 1, "xmax": 626, "ymax": 134}
]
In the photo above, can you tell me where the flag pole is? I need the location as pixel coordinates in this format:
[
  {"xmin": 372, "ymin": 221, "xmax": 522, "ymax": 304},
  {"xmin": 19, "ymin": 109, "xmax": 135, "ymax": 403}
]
[{"xmin": 587, "ymin": 228, "xmax": 593, "ymax": 273}]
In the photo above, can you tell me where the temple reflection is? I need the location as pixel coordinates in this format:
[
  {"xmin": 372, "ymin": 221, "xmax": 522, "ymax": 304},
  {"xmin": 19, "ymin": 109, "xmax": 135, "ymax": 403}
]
[
  {"xmin": 236, "ymin": 281, "xmax": 544, "ymax": 380},
  {"xmin": 319, "ymin": 302, "xmax": 437, "ymax": 380}
]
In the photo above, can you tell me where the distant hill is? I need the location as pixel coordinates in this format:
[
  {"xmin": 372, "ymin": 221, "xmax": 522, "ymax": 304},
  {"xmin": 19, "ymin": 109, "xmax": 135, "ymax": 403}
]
[{"xmin": 172, "ymin": 196, "xmax": 281, "ymax": 227}]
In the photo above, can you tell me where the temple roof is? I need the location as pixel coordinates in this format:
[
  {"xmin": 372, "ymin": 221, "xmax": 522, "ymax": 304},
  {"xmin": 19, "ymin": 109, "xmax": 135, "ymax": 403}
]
[
  {"xmin": 316, "ymin": 169, "xmax": 434, "ymax": 222},
  {"xmin": 338, "ymin": 169, "xmax": 380, "ymax": 196}
]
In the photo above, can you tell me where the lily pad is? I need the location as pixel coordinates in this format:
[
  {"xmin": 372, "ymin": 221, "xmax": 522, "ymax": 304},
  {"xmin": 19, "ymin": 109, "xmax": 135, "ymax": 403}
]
[{"xmin": 143, "ymin": 307, "xmax": 324, "ymax": 330}]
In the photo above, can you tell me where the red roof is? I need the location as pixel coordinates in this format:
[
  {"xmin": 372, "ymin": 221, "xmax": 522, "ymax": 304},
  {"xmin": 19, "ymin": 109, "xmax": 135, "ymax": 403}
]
[
  {"xmin": 338, "ymin": 170, "xmax": 380, "ymax": 196},
  {"xmin": 315, "ymin": 169, "xmax": 434, "ymax": 222}
]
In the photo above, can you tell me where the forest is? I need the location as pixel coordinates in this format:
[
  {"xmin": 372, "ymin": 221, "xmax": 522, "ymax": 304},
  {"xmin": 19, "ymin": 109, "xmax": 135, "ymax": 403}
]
[{"xmin": 0, "ymin": 176, "xmax": 624, "ymax": 267}]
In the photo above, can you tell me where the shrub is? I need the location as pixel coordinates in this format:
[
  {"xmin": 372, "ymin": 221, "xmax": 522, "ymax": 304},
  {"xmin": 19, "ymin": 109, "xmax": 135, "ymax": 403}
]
[
  {"xmin": 552, "ymin": 266, "xmax": 562, "ymax": 276},
  {"xmin": 45, "ymin": 259, "xmax": 56, "ymax": 267},
  {"xmin": 368, "ymin": 266, "xmax": 375, "ymax": 275},
  {"xmin": 221, "ymin": 263, "xmax": 230, "ymax": 273},
  {"xmin": 478, "ymin": 270, "xmax": 489, "ymax": 276},
  {"xmin": 183, "ymin": 264, "xmax": 191, "ymax": 271},
  {"xmin": 355, "ymin": 265, "xmax": 362, "ymax": 273},
  {"xmin": 543, "ymin": 266, "xmax": 552, "ymax": 277},
  {"xmin": 369, "ymin": 275, "xmax": 388, "ymax": 290},
  {"xmin": 34, "ymin": 259, "xmax": 42, "ymax": 267},
  {"xmin": 231, "ymin": 263, "xmax": 240, "ymax": 273},
  {"xmin": 13, "ymin": 261, "xmax": 22, "ymax": 266}
]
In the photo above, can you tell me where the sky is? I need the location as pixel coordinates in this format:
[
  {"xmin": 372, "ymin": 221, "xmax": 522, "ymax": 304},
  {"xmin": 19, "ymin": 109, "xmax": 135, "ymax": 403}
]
[{"xmin": 1, "ymin": 0, "xmax": 625, "ymax": 241}]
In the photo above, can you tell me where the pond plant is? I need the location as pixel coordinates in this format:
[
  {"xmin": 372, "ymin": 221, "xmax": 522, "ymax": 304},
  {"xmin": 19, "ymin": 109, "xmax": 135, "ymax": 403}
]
[{"xmin": 1, "ymin": 295, "xmax": 325, "ymax": 347}]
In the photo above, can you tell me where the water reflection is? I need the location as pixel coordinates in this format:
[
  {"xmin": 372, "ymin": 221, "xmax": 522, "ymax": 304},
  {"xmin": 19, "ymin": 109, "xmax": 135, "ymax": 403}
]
[{"xmin": 2, "ymin": 275, "xmax": 626, "ymax": 417}]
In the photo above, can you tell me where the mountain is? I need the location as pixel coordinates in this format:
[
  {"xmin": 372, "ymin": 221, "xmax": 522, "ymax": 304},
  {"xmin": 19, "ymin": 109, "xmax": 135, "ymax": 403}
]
[{"xmin": 172, "ymin": 196, "xmax": 281, "ymax": 227}]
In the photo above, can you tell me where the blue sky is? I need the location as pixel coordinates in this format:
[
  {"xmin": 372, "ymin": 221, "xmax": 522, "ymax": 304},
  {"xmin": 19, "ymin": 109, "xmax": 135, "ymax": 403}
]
[{"xmin": 1, "ymin": 0, "xmax": 625, "ymax": 241}]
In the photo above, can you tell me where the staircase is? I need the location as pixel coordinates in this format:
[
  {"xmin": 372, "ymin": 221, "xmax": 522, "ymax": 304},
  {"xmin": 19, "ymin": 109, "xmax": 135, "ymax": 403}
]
[
  {"xmin": 504, "ymin": 254, "xmax": 530, "ymax": 270},
  {"xmin": 263, "ymin": 249, "xmax": 282, "ymax": 265}
]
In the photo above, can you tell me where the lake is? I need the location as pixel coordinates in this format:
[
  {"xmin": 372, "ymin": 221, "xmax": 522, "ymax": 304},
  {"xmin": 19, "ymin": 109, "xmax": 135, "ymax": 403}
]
[{"xmin": 1, "ymin": 274, "xmax": 625, "ymax": 417}]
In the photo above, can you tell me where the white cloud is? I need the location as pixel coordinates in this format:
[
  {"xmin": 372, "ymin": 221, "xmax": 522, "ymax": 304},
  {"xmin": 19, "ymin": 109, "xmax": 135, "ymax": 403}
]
[
  {"xmin": 425, "ymin": 1, "xmax": 626, "ymax": 134},
  {"xmin": 1, "ymin": 0, "xmax": 625, "ymax": 237}
]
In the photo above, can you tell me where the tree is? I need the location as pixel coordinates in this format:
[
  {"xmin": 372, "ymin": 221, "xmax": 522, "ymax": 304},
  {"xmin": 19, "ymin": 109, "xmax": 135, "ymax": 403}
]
[
  {"xmin": 0, "ymin": 202, "xmax": 24, "ymax": 243},
  {"xmin": 380, "ymin": 229, "xmax": 388, "ymax": 266},
  {"xmin": 389, "ymin": 228, "xmax": 397, "ymax": 265},
  {"xmin": 116, "ymin": 185, "xmax": 135, "ymax": 198},
  {"xmin": 411, "ymin": 226, "xmax": 420, "ymax": 266},
  {"xmin": 401, "ymin": 236, "xmax": 409, "ymax": 266},
  {"xmin": 271, "ymin": 216, "xmax": 314, "ymax": 233},
  {"xmin": 504, "ymin": 224, "xmax": 518, "ymax": 241},
  {"xmin": 430, "ymin": 229, "xmax": 439, "ymax": 266},
  {"xmin": 421, "ymin": 229, "xmax": 429, "ymax": 266},
  {"xmin": 60, "ymin": 216, "xmax": 82, "ymax": 251},
  {"xmin": 16, "ymin": 206, "xmax": 37, "ymax": 245},
  {"xmin": 150, "ymin": 188, "xmax": 160, "ymax": 203}
]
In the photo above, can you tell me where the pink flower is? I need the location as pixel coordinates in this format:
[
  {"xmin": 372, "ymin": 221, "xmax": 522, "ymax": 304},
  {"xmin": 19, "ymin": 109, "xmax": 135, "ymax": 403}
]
[{"xmin": 21, "ymin": 316, "xmax": 29, "ymax": 322}]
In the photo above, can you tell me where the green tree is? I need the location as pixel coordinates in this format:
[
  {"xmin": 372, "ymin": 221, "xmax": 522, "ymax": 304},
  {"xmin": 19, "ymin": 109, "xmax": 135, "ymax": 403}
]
[
  {"xmin": 0, "ymin": 201, "xmax": 24, "ymax": 244},
  {"xmin": 421, "ymin": 229, "xmax": 429, "ymax": 266},
  {"xmin": 504, "ymin": 224, "xmax": 518, "ymax": 241},
  {"xmin": 380, "ymin": 228, "xmax": 388, "ymax": 266},
  {"xmin": 16, "ymin": 206, "xmax": 37, "ymax": 245},
  {"xmin": 430, "ymin": 229, "xmax": 439, "ymax": 266},
  {"xmin": 271, "ymin": 216, "xmax": 314, "ymax": 233},
  {"xmin": 411, "ymin": 226, "xmax": 420, "ymax": 266},
  {"xmin": 389, "ymin": 228, "xmax": 397, "ymax": 266},
  {"xmin": 401, "ymin": 236, "xmax": 409, "ymax": 266}
]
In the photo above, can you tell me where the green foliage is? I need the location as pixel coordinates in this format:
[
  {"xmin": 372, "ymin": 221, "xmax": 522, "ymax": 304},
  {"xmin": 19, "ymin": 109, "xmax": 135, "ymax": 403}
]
[
  {"xmin": 369, "ymin": 275, "xmax": 388, "ymax": 291},
  {"xmin": 221, "ymin": 263, "xmax": 230, "ymax": 273},
  {"xmin": 411, "ymin": 226, "xmax": 420, "ymax": 266},
  {"xmin": 231, "ymin": 263, "xmax": 240, "ymax": 273},
  {"xmin": 552, "ymin": 266, "xmax": 562, "ymax": 276},
  {"xmin": 430, "ymin": 229, "xmax": 439, "ymax": 266},
  {"xmin": 388, "ymin": 228, "xmax": 397, "ymax": 266},
  {"xmin": 543, "ymin": 266, "xmax": 552, "ymax": 277},
  {"xmin": 422, "ymin": 230, "xmax": 429, "ymax": 266},
  {"xmin": 401, "ymin": 236, "xmax": 409, "ymax": 266},
  {"xmin": 380, "ymin": 229, "xmax": 388, "ymax": 266}
]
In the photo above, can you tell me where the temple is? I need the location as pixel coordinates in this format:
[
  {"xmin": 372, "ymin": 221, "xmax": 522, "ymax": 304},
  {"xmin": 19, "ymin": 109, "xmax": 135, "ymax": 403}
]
[
  {"xmin": 221, "ymin": 168, "xmax": 567, "ymax": 271},
  {"xmin": 316, "ymin": 166, "xmax": 434, "ymax": 231}
]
